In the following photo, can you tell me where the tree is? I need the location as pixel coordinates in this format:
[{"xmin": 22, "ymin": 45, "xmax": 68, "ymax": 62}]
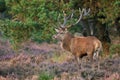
[
  {"xmin": 0, "ymin": 0, "xmax": 119, "ymax": 53},
  {"xmin": 0, "ymin": 0, "xmax": 61, "ymax": 49},
  {"xmin": 58, "ymin": 0, "xmax": 120, "ymax": 55}
]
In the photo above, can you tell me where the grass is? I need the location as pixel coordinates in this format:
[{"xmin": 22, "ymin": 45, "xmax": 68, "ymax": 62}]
[
  {"xmin": 50, "ymin": 51, "xmax": 71, "ymax": 63},
  {"xmin": 38, "ymin": 72, "xmax": 54, "ymax": 80}
]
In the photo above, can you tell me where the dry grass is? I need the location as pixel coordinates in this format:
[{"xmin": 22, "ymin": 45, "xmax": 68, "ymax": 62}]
[{"xmin": 50, "ymin": 51, "xmax": 72, "ymax": 64}]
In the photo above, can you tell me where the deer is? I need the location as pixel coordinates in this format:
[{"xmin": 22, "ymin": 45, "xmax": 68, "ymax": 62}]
[{"xmin": 53, "ymin": 8, "xmax": 103, "ymax": 70}]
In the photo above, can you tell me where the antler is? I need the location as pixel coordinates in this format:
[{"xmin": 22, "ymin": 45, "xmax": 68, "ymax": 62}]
[
  {"xmin": 73, "ymin": 8, "xmax": 90, "ymax": 25},
  {"xmin": 68, "ymin": 8, "xmax": 90, "ymax": 28},
  {"xmin": 58, "ymin": 8, "xmax": 90, "ymax": 29},
  {"xmin": 58, "ymin": 10, "xmax": 74, "ymax": 28},
  {"xmin": 62, "ymin": 11, "xmax": 74, "ymax": 27}
]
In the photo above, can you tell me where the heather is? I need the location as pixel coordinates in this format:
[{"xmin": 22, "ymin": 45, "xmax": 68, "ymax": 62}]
[
  {"xmin": 0, "ymin": 0, "xmax": 120, "ymax": 80},
  {"xmin": 0, "ymin": 40, "xmax": 120, "ymax": 80}
]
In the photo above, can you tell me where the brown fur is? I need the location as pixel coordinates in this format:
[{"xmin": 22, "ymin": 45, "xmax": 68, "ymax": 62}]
[
  {"xmin": 53, "ymin": 28, "xmax": 102, "ymax": 66},
  {"xmin": 61, "ymin": 32, "xmax": 102, "ymax": 60}
]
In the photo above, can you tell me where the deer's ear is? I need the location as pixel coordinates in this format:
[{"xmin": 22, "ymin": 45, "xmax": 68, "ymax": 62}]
[{"xmin": 55, "ymin": 28, "xmax": 59, "ymax": 33}]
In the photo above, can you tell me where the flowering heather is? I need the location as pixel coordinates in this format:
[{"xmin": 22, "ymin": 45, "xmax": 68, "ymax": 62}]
[{"xmin": 0, "ymin": 41, "xmax": 120, "ymax": 80}]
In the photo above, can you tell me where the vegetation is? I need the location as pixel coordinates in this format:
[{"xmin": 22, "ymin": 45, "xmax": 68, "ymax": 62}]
[
  {"xmin": 0, "ymin": 43, "xmax": 119, "ymax": 80},
  {"xmin": 0, "ymin": 1, "xmax": 120, "ymax": 80},
  {"xmin": 110, "ymin": 44, "xmax": 120, "ymax": 55},
  {"xmin": 0, "ymin": 0, "xmax": 120, "ymax": 50},
  {"xmin": 0, "ymin": 0, "xmax": 6, "ymax": 12},
  {"xmin": 39, "ymin": 72, "xmax": 54, "ymax": 80}
]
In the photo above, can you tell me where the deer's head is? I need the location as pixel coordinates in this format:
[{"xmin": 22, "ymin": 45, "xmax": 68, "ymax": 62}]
[
  {"xmin": 53, "ymin": 27, "xmax": 68, "ymax": 41},
  {"xmin": 53, "ymin": 8, "xmax": 90, "ymax": 41}
]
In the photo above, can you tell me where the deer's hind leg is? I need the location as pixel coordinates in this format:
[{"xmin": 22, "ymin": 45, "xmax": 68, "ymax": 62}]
[
  {"xmin": 93, "ymin": 49, "xmax": 101, "ymax": 70},
  {"xmin": 74, "ymin": 56, "xmax": 80, "ymax": 70}
]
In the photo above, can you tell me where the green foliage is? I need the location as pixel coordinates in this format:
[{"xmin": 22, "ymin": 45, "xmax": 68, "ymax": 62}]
[
  {"xmin": 110, "ymin": 44, "xmax": 120, "ymax": 55},
  {"xmin": 39, "ymin": 72, "xmax": 54, "ymax": 80},
  {"xmin": 0, "ymin": 0, "xmax": 119, "ymax": 49},
  {"xmin": 101, "ymin": 1, "xmax": 120, "ymax": 24},
  {"xmin": 69, "ymin": 0, "xmax": 120, "ymax": 25},
  {"xmin": 114, "ymin": 0, "xmax": 120, "ymax": 6},
  {"xmin": 0, "ymin": 0, "xmax": 61, "ymax": 48},
  {"xmin": 0, "ymin": 19, "xmax": 38, "ymax": 49},
  {"xmin": 1, "ymin": 0, "xmax": 83, "ymax": 47}
]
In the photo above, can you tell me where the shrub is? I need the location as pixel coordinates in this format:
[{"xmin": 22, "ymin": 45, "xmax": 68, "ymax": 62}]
[
  {"xmin": 110, "ymin": 44, "xmax": 120, "ymax": 55},
  {"xmin": 38, "ymin": 72, "xmax": 54, "ymax": 80},
  {"xmin": 0, "ymin": 19, "xmax": 38, "ymax": 49}
]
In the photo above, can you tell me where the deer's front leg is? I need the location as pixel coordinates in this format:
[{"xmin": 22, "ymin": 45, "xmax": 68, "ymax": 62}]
[
  {"xmin": 75, "ymin": 55, "xmax": 83, "ymax": 70},
  {"xmin": 87, "ymin": 53, "xmax": 95, "ymax": 70}
]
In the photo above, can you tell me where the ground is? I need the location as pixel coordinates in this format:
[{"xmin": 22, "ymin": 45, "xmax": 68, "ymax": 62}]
[{"xmin": 0, "ymin": 40, "xmax": 120, "ymax": 80}]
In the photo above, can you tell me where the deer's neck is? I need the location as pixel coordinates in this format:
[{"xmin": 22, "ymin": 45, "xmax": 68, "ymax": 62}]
[{"xmin": 62, "ymin": 32, "xmax": 74, "ymax": 52}]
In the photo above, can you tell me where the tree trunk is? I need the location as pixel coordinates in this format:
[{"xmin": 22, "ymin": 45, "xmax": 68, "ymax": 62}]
[
  {"xmin": 0, "ymin": 0, "xmax": 6, "ymax": 12},
  {"xmin": 115, "ymin": 17, "xmax": 120, "ymax": 37},
  {"xmin": 80, "ymin": 19, "xmax": 91, "ymax": 36}
]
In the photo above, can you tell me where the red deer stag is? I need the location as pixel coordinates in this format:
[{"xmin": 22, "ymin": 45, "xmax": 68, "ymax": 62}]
[{"xmin": 53, "ymin": 8, "xmax": 102, "ymax": 70}]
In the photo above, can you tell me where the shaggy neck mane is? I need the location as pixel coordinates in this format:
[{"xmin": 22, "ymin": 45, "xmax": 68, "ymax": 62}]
[{"xmin": 62, "ymin": 32, "xmax": 74, "ymax": 51}]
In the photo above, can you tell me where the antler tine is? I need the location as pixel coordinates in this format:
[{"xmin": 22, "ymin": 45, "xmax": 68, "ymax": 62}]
[
  {"xmin": 61, "ymin": 10, "xmax": 74, "ymax": 28},
  {"xmin": 58, "ymin": 13, "xmax": 62, "ymax": 27},
  {"xmin": 61, "ymin": 11, "xmax": 67, "ymax": 28},
  {"xmin": 73, "ymin": 8, "xmax": 84, "ymax": 25},
  {"xmin": 69, "ymin": 10, "xmax": 74, "ymax": 25},
  {"xmin": 73, "ymin": 8, "xmax": 90, "ymax": 25},
  {"xmin": 83, "ymin": 8, "xmax": 90, "ymax": 16},
  {"xmin": 57, "ymin": 8, "xmax": 90, "ymax": 29}
]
